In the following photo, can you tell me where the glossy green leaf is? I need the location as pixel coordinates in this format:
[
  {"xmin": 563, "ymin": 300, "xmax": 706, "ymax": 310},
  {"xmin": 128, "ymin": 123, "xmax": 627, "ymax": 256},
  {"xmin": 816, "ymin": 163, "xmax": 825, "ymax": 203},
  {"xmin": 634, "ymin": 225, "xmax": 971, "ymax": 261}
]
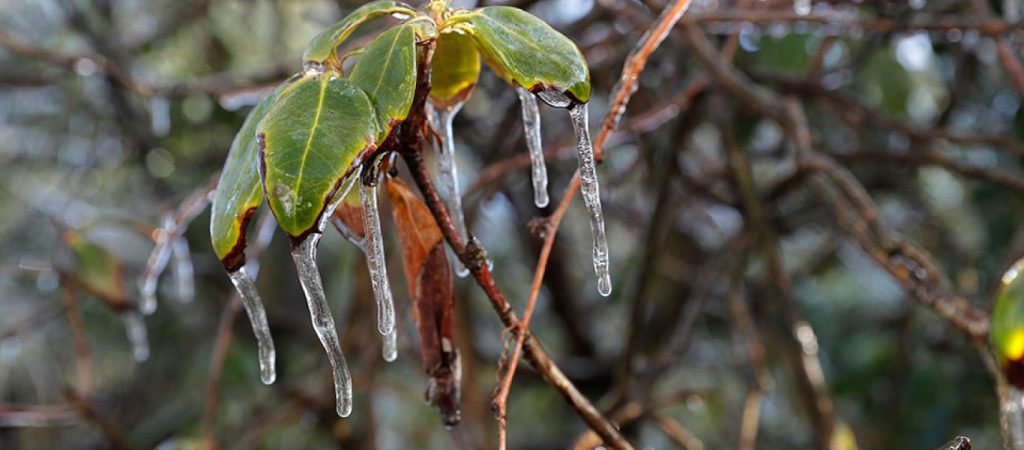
[
  {"xmin": 258, "ymin": 74, "xmax": 380, "ymax": 239},
  {"xmin": 209, "ymin": 78, "xmax": 297, "ymax": 270},
  {"xmin": 349, "ymin": 24, "xmax": 417, "ymax": 140},
  {"xmin": 993, "ymin": 259, "xmax": 1024, "ymax": 365},
  {"xmin": 452, "ymin": 6, "xmax": 590, "ymax": 104},
  {"xmin": 429, "ymin": 30, "xmax": 480, "ymax": 108},
  {"xmin": 302, "ymin": 0, "xmax": 415, "ymax": 67},
  {"xmin": 64, "ymin": 231, "xmax": 128, "ymax": 305}
]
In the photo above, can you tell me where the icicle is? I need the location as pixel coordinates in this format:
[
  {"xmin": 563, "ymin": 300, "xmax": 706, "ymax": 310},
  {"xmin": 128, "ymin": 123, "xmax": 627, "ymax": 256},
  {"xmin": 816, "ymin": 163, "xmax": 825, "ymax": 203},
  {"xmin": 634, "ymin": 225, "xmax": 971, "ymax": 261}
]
[
  {"xmin": 139, "ymin": 217, "xmax": 174, "ymax": 315},
  {"xmin": 383, "ymin": 329, "xmax": 398, "ymax": 362},
  {"xmin": 1003, "ymin": 387, "xmax": 1024, "ymax": 449},
  {"xmin": 291, "ymin": 234, "xmax": 353, "ymax": 417},
  {"xmin": 432, "ymin": 103, "xmax": 470, "ymax": 277},
  {"xmin": 170, "ymin": 237, "xmax": 194, "ymax": 303},
  {"xmin": 568, "ymin": 103, "xmax": 612, "ymax": 297},
  {"xmin": 516, "ymin": 87, "xmax": 549, "ymax": 208},
  {"xmin": 794, "ymin": 0, "xmax": 811, "ymax": 15},
  {"xmin": 360, "ymin": 181, "xmax": 397, "ymax": 337},
  {"xmin": 228, "ymin": 267, "xmax": 277, "ymax": 385},
  {"xmin": 1007, "ymin": 0, "xmax": 1021, "ymax": 23},
  {"xmin": 121, "ymin": 312, "xmax": 149, "ymax": 362}
]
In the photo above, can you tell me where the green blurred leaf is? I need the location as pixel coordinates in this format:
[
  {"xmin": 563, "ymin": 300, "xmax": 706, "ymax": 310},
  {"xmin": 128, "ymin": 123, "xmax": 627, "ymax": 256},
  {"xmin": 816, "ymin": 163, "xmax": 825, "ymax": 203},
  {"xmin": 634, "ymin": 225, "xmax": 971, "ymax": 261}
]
[
  {"xmin": 349, "ymin": 24, "xmax": 417, "ymax": 141},
  {"xmin": 429, "ymin": 31, "xmax": 480, "ymax": 108},
  {"xmin": 63, "ymin": 231, "xmax": 128, "ymax": 306},
  {"xmin": 451, "ymin": 6, "xmax": 590, "ymax": 104},
  {"xmin": 209, "ymin": 77, "xmax": 297, "ymax": 270},
  {"xmin": 258, "ymin": 74, "xmax": 379, "ymax": 239},
  {"xmin": 302, "ymin": 0, "xmax": 415, "ymax": 67},
  {"xmin": 992, "ymin": 259, "xmax": 1024, "ymax": 366}
]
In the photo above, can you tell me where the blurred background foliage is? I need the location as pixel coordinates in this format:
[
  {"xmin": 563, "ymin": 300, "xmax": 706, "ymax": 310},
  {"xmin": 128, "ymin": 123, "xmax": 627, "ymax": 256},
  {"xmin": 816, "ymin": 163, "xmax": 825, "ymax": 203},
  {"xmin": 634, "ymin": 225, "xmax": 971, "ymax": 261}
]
[{"xmin": 2, "ymin": 0, "xmax": 1023, "ymax": 449}]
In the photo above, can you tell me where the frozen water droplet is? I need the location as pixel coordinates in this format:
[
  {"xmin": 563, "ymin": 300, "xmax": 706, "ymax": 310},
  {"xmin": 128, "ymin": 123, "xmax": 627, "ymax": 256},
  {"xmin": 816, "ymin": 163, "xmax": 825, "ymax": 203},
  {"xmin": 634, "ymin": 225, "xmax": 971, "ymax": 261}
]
[
  {"xmin": 291, "ymin": 234, "xmax": 353, "ymax": 417},
  {"xmin": 360, "ymin": 181, "xmax": 397, "ymax": 337},
  {"xmin": 568, "ymin": 104, "xmax": 612, "ymax": 297},
  {"xmin": 536, "ymin": 88, "xmax": 572, "ymax": 108},
  {"xmin": 794, "ymin": 0, "xmax": 812, "ymax": 15},
  {"xmin": 229, "ymin": 267, "xmax": 277, "ymax": 385},
  {"xmin": 516, "ymin": 87, "xmax": 549, "ymax": 208},
  {"xmin": 383, "ymin": 328, "xmax": 398, "ymax": 362},
  {"xmin": 171, "ymin": 238, "xmax": 194, "ymax": 303},
  {"xmin": 122, "ymin": 312, "xmax": 149, "ymax": 362},
  {"xmin": 431, "ymin": 103, "xmax": 471, "ymax": 277},
  {"xmin": 302, "ymin": 61, "xmax": 326, "ymax": 77}
]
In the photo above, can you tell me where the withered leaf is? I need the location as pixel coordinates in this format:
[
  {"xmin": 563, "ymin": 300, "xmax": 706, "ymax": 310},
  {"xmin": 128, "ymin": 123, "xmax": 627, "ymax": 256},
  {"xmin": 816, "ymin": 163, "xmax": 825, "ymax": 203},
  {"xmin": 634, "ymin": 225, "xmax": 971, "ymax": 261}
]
[{"xmin": 384, "ymin": 176, "xmax": 460, "ymax": 426}]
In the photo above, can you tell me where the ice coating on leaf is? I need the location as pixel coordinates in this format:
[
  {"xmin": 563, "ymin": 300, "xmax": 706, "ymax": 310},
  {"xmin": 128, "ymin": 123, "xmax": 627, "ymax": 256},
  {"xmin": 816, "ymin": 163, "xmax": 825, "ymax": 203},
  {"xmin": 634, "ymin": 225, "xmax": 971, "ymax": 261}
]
[
  {"xmin": 569, "ymin": 103, "xmax": 611, "ymax": 297},
  {"xmin": 302, "ymin": 0, "xmax": 416, "ymax": 67},
  {"xmin": 210, "ymin": 77, "xmax": 295, "ymax": 270},
  {"xmin": 171, "ymin": 238, "xmax": 194, "ymax": 303},
  {"xmin": 516, "ymin": 87, "xmax": 548, "ymax": 208},
  {"xmin": 258, "ymin": 74, "xmax": 379, "ymax": 239},
  {"xmin": 456, "ymin": 6, "xmax": 591, "ymax": 103},
  {"xmin": 360, "ymin": 180, "xmax": 397, "ymax": 336},
  {"xmin": 349, "ymin": 24, "xmax": 417, "ymax": 142},
  {"xmin": 122, "ymin": 312, "xmax": 149, "ymax": 362},
  {"xmin": 431, "ymin": 104, "xmax": 470, "ymax": 277},
  {"xmin": 228, "ymin": 267, "xmax": 277, "ymax": 385},
  {"xmin": 291, "ymin": 234, "xmax": 353, "ymax": 417}
]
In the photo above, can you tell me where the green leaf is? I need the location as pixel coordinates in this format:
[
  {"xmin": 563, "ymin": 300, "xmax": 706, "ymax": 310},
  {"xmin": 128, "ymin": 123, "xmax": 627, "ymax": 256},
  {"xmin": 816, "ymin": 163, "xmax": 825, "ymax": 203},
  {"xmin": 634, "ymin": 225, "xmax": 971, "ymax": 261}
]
[
  {"xmin": 63, "ymin": 231, "xmax": 128, "ymax": 306},
  {"xmin": 451, "ymin": 6, "xmax": 590, "ymax": 104},
  {"xmin": 429, "ymin": 30, "xmax": 480, "ymax": 108},
  {"xmin": 349, "ymin": 24, "xmax": 417, "ymax": 140},
  {"xmin": 302, "ymin": 0, "xmax": 415, "ymax": 67},
  {"xmin": 258, "ymin": 74, "xmax": 380, "ymax": 239},
  {"xmin": 209, "ymin": 77, "xmax": 298, "ymax": 270},
  {"xmin": 993, "ymin": 260, "xmax": 1024, "ymax": 367}
]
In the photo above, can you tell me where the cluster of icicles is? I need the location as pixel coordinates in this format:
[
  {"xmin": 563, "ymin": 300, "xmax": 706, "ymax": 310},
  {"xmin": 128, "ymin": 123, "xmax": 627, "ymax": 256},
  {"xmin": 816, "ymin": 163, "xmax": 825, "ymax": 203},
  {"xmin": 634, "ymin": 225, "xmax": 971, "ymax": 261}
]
[
  {"xmin": 218, "ymin": 84, "xmax": 610, "ymax": 418},
  {"xmin": 432, "ymin": 89, "xmax": 611, "ymax": 296}
]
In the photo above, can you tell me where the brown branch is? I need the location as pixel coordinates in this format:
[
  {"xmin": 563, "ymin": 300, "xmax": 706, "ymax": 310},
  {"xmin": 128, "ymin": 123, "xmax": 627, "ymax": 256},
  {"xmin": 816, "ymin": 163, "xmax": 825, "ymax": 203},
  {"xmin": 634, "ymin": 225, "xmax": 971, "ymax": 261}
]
[
  {"xmin": 680, "ymin": 20, "xmax": 990, "ymax": 340},
  {"xmin": 397, "ymin": 38, "xmax": 634, "ymax": 449},
  {"xmin": 595, "ymin": 0, "xmax": 695, "ymax": 161},
  {"xmin": 492, "ymin": 172, "xmax": 581, "ymax": 450}
]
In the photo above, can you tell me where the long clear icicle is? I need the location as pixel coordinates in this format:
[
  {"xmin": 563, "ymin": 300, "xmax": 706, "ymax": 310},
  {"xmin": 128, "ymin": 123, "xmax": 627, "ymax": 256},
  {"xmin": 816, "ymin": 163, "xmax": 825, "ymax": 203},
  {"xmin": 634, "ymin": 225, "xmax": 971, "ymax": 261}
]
[
  {"xmin": 291, "ymin": 234, "xmax": 353, "ymax": 417},
  {"xmin": 1002, "ymin": 387, "xmax": 1024, "ymax": 449},
  {"xmin": 516, "ymin": 87, "xmax": 549, "ymax": 208},
  {"xmin": 569, "ymin": 104, "xmax": 612, "ymax": 297},
  {"xmin": 121, "ymin": 311, "xmax": 149, "ymax": 362},
  {"xmin": 360, "ymin": 181, "xmax": 396, "ymax": 337},
  {"xmin": 228, "ymin": 267, "xmax": 276, "ymax": 385},
  {"xmin": 433, "ymin": 103, "xmax": 470, "ymax": 277}
]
